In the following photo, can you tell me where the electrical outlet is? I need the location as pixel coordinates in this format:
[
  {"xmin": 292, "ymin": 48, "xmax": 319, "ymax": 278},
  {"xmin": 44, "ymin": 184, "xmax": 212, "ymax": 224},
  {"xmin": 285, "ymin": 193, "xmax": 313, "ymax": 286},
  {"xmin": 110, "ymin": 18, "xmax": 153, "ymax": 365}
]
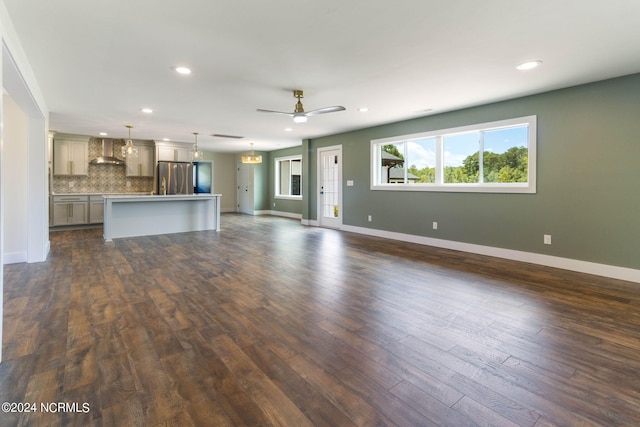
[
  {"xmin": 544, "ymin": 234, "xmax": 552, "ymax": 245},
  {"xmin": 367, "ymin": 215, "xmax": 372, "ymax": 222},
  {"xmin": 433, "ymin": 221, "xmax": 438, "ymax": 230},
  {"xmin": 68, "ymin": 181, "xmax": 74, "ymax": 188},
  {"xmin": 126, "ymin": 181, "xmax": 131, "ymax": 187},
  {"xmin": 273, "ymin": 202, "xmax": 276, "ymax": 207}
]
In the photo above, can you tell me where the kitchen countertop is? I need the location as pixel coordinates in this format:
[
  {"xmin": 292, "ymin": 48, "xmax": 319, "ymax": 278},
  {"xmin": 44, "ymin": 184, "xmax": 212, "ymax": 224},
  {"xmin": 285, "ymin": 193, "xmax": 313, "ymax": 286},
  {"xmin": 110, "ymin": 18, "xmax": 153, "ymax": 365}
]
[
  {"xmin": 103, "ymin": 194, "xmax": 219, "ymax": 200},
  {"xmin": 51, "ymin": 192, "xmax": 153, "ymax": 196}
]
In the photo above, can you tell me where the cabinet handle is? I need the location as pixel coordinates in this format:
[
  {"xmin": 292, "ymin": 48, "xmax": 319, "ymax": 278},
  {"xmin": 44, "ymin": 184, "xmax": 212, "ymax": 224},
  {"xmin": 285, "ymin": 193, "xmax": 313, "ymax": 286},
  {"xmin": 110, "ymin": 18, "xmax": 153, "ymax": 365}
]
[
  {"xmin": 139, "ymin": 163, "xmax": 142, "ymax": 176},
  {"xmin": 70, "ymin": 160, "xmax": 74, "ymax": 175}
]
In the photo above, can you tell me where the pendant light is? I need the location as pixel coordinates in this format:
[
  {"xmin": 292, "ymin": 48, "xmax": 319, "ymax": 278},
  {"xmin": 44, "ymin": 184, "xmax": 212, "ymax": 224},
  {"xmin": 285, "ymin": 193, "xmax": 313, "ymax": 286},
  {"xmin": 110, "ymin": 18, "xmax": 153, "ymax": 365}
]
[
  {"xmin": 192, "ymin": 132, "xmax": 203, "ymax": 160},
  {"xmin": 121, "ymin": 125, "xmax": 139, "ymax": 158},
  {"xmin": 241, "ymin": 143, "xmax": 262, "ymax": 164}
]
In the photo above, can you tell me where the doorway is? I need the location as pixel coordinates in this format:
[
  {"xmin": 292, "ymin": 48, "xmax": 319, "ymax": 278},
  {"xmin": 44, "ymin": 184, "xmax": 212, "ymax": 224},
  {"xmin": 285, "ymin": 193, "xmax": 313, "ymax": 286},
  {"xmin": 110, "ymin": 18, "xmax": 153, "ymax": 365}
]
[{"xmin": 317, "ymin": 145, "xmax": 342, "ymax": 228}]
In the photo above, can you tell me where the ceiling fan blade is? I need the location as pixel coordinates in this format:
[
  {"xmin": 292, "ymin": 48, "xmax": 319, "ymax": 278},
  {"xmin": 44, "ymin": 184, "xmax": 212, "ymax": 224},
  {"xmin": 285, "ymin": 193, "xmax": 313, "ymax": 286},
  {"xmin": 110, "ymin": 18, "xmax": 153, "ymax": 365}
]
[
  {"xmin": 305, "ymin": 106, "xmax": 346, "ymax": 116},
  {"xmin": 256, "ymin": 109, "xmax": 294, "ymax": 116}
]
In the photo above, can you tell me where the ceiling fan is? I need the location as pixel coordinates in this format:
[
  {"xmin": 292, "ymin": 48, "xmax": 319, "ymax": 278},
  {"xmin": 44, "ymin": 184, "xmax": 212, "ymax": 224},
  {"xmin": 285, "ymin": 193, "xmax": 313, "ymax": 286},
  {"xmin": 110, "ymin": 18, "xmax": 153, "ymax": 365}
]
[{"xmin": 257, "ymin": 90, "xmax": 345, "ymax": 123}]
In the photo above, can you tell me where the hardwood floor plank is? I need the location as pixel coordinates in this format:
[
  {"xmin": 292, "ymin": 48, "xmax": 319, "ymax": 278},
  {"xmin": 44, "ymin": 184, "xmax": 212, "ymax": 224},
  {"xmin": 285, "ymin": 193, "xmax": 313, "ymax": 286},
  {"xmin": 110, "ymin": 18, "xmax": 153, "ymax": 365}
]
[
  {"xmin": 242, "ymin": 341, "xmax": 355, "ymax": 427},
  {"xmin": 63, "ymin": 345, "xmax": 98, "ymax": 392},
  {"xmin": 338, "ymin": 366, "xmax": 440, "ymax": 427},
  {"xmin": 212, "ymin": 335, "xmax": 315, "ymax": 426},
  {"xmin": 287, "ymin": 352, "xmax": 396, "ymax": 426},
  {"xmin": 391, "ymin": 379, "xmax": 483, "ymax": 427},
  {"xmin": 453, "ymin": 395, "xmax": 525, "ymax": 427}
]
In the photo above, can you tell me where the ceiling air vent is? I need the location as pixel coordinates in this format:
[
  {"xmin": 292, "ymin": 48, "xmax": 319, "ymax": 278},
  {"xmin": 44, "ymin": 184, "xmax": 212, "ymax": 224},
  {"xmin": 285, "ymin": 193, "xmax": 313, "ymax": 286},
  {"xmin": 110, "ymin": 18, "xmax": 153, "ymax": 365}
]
[{"xmin": 211, "ymin": 134, "xmax": 244, "ymax": 139}]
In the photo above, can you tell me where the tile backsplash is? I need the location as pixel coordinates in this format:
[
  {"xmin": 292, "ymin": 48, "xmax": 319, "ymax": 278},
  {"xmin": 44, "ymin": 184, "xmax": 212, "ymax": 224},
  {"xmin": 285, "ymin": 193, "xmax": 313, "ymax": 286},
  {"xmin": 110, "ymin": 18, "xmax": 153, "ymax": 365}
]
[{"xmin": 52, "ymin": 137, "xmax": 154, "ymax": 194}]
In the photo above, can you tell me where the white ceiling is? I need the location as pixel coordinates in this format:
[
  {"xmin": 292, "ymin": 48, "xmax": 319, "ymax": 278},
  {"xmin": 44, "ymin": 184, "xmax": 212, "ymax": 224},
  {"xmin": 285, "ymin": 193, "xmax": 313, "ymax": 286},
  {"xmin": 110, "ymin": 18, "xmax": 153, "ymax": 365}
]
[{"xmin": 3, "ymin": 0, "xmax": 640, "ymax": 153}]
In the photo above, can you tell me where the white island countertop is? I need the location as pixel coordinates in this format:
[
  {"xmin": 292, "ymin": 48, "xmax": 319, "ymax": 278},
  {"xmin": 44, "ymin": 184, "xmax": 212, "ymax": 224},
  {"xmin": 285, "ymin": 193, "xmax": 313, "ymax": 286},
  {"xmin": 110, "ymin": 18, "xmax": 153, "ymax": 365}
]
[{"xmin": 103, "ymin": 193, "xmax": 221, "ymax": 241}]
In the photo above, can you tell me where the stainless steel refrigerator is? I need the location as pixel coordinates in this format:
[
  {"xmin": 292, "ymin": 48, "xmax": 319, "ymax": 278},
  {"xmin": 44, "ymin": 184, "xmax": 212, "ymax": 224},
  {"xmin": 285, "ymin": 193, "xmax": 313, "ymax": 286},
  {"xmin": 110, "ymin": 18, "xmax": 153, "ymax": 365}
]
[{"xmin": 157, "ymin": 161, "xmax": 194, "ymax": 195}]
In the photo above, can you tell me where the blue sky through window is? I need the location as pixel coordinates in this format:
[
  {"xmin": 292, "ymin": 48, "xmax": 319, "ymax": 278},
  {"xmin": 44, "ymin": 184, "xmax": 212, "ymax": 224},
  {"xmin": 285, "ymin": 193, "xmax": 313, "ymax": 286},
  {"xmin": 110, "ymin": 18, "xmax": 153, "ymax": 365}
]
[{"xmin": 389, "ymin": 125, "xmax": 528, "ymax": 169}]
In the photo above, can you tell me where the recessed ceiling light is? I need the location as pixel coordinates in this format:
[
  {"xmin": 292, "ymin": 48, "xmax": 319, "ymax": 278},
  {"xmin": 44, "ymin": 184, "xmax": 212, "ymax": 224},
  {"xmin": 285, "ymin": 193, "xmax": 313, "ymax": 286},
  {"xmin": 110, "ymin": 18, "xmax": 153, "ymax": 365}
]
[
  {"xmin": 163, "ymin": 138, "xmax": 170, "ymax": 141},
  {"xmin": 99, "ymin": 132, "xmax": 107, "ymax": 136},
  {"xmin": 516, "ymin": 60, "xmax": 542, "ymax": 71},
  {"xmin": 175, "ymin": 66, "xmax": 192, "ymax": 75},
  {"xmin": 141, "ymin": 108, "xmax": 153, "ymax": 114},
  {"xmin": 357, "ymin": 107, "xmax": 369, "ymax": 112},
  {"xmin": 284, "ymin": 128, "xmax": 293, "ymax": 132}
]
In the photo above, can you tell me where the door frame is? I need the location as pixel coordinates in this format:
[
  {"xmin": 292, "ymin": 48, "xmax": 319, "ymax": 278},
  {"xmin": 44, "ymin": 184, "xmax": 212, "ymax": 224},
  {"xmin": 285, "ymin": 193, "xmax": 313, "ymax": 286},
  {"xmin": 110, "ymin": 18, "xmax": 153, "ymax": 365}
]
[{"xmin": 317, "ymin": 145, "xmax": 343, "ymax": 228}]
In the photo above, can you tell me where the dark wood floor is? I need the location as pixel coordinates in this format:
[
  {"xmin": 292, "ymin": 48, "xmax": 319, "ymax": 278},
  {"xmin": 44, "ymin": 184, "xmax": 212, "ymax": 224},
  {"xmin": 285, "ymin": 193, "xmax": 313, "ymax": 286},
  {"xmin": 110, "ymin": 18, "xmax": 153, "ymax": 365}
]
[{"xmin": 2, "ymin": 213, "xmax": 640, "ymax": 426}]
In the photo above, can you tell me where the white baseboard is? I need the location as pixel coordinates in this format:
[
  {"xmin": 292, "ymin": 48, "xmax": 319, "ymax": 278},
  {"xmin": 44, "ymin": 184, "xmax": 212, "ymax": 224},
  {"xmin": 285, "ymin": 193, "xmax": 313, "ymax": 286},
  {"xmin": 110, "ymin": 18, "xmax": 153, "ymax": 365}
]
[
  {"xmin": 340, "ymin": 224, "xmax": 640, "ymax": 284},
  {"xmin": 250, "ymin": 210, "xmax": 302, "ymax": 220},
  {"xmin": 270, "ymin": 210, "xmax": 302, "ymax": 220},
  {"xmin": 4, "ymin": 251, "xmax": 27, "ymax": 265}
]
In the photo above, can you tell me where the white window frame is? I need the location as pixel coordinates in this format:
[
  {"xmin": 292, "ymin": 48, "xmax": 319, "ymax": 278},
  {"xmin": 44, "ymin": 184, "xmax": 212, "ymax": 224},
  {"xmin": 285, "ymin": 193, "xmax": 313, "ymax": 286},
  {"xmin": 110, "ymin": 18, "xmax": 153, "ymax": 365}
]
[
  {"xmin": 371, "ymin": 116, "xmax": 537, "ymax": 193},
  {"xmin": 275, "ymin": 155, "xmax": 303, "ymax": 199}
]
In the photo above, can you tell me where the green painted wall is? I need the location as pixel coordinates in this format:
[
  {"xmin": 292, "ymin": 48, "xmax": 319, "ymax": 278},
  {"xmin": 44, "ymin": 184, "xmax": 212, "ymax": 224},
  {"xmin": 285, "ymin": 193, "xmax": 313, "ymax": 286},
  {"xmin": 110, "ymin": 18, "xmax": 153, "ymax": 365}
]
[
  {"xmin": 305, "ymin": 73, "xmax": 640, "ymax": 270},
  {"xmin": 267, "ymin": 146, "xmax": 303, "ymax": 215},
  {"xmin": 252, "ymin": 151, "xmax": 269, "ymax": 211}
]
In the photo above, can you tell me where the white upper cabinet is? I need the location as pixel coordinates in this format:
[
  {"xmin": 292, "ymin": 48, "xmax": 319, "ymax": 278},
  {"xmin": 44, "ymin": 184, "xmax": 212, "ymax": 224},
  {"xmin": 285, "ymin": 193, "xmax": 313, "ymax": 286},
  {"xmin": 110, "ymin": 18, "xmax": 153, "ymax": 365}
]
[
  {"xmin": 53, "ymin": 135, "xmax": 89, "ymax": 175},
  {"xmin": 155, "ymin": 141, "xmax": 193, "ymax": 162},
  {"xmin": 126, "ymin": 144, "xmax": 155, "ymax": 176}
]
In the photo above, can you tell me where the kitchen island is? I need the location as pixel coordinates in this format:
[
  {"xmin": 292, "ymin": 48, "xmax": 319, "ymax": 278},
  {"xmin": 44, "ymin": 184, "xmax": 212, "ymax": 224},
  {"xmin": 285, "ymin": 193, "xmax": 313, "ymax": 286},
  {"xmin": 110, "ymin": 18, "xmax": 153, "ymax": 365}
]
[{"xmin": 103, "ymin": 194, "xmax": 221, "ymax": 241}]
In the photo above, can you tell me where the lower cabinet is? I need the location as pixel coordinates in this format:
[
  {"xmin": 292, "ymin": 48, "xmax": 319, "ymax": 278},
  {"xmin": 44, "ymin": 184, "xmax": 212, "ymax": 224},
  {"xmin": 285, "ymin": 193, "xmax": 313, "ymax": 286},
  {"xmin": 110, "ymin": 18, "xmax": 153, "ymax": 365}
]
[
  {"xmin": 52, "ymin": 195, "xmax": 89, "ymax": 226},
  {"xmin": 89, "ymin": 195, "xmax": 104, "ymax": 224}
]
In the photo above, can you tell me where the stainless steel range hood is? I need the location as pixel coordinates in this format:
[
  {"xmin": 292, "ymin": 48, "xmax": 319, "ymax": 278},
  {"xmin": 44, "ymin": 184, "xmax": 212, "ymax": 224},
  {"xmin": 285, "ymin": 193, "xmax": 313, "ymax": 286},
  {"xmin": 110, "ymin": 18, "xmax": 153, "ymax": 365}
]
[{"xmin": 90, "ymin": 139, "xmax": 125, "ymax": 165}]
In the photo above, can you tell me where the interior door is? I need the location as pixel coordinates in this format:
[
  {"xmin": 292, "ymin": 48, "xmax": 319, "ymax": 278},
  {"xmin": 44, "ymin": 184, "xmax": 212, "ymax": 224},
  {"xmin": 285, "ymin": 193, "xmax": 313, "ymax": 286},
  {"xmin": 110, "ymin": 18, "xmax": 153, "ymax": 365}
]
[
  {"xmin": 237, "ymin": 162, "xmax": 252, "ymax": 214},
  {"xmin": 318, "ymin": 146, "xmax": 342, "ymax": 228}
]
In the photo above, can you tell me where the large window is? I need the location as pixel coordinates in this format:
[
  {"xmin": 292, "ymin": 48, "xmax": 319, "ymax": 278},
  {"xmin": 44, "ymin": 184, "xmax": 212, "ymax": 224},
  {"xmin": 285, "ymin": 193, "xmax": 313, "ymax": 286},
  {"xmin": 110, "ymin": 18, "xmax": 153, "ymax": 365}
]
[
  {"xmin": 275, "ymin": 155, "xmax": 302, "ymax": 198},
  {"xmin": 371, "ymin": 116, "xmax": 536, "ymax": 193}
]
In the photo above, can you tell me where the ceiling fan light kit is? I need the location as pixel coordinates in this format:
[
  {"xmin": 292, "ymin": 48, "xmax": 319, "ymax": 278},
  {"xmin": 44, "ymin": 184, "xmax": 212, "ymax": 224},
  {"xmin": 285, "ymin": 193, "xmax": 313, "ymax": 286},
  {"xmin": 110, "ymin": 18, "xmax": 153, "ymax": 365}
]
[{"xmin": 257, "ymin": 89, "xmax": 346, "ymax": 123}]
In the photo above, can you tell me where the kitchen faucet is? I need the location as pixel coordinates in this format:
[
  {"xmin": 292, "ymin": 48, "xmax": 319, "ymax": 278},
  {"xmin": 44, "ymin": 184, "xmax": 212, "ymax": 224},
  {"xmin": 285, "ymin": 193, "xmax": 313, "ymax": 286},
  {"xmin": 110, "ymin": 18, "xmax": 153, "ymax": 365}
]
[{"xmin": 161, "ymin": 177, "xmax": 167, "ymax": 195}]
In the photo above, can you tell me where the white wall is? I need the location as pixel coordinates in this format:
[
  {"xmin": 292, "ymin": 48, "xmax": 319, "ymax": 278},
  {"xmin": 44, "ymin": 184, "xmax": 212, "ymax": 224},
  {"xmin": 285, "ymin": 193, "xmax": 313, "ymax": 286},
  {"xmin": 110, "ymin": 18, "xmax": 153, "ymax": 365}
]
[
  {"xmin": 2, "ymin": 91, "xmax": 28, "ymax": 263},
  {"xmin": 1, "ymin": 0, "xmax": 51, "ymax": 363}
]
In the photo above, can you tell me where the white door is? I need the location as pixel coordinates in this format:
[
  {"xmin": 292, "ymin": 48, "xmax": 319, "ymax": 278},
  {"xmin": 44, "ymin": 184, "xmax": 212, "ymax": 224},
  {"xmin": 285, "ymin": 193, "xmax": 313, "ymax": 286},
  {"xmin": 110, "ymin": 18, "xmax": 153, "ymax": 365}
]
[
  {"xmin": 237, "ymin": 162, "xmax": 252, "ymax": 214},
  {"xmin": 318, "ymin": 146, "xmax": 342, "ymax": 228}
]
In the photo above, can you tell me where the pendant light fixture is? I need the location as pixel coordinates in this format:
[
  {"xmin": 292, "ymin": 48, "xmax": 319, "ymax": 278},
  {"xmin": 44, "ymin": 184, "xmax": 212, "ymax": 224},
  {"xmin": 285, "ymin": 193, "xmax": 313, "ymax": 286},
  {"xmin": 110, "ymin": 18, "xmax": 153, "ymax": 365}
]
[
  {"xmin": 121, "ymin": 125, "xmax": 139, "ymax": 158},
  {"xmin": 241, "ymin": 143, "xmax": 262, "ymax": 164},
  {"xmin": 192, "ymin": 132, "xmax": 203, "ymax": 160}
]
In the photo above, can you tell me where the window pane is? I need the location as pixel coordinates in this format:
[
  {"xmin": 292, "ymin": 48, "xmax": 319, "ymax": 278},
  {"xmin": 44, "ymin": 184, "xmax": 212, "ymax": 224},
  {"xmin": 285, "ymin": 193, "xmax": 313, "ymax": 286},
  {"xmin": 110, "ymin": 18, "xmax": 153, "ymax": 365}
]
[
  {"xmin": 482, "ymin": 125, "xmax": 528, "ymax": 183},
  {"xmin": 291, "ymin": 159, "xmax": 301, "ymax": 195},
  {"xmin": 380, "ymin": 143, "xmax": 405, "ymax": 184},
  {"xmin": 407, "ymin": 138, "xmax": 436, "ymax": 183},
  {"xmin": 443, "ymin": 132, "xmax": 479, "ymax": 183},
  {"xmin": 279, "ymin": 160, "xmax": 291, "ymax": 195}
]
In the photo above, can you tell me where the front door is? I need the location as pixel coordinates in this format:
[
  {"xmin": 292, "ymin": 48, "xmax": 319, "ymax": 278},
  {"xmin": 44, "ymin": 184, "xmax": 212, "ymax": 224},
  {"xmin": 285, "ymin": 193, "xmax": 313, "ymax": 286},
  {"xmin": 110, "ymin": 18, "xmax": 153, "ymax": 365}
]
[{"xmin": 318, "ymin": 146, "xmax": 342, "ymax": 228}]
